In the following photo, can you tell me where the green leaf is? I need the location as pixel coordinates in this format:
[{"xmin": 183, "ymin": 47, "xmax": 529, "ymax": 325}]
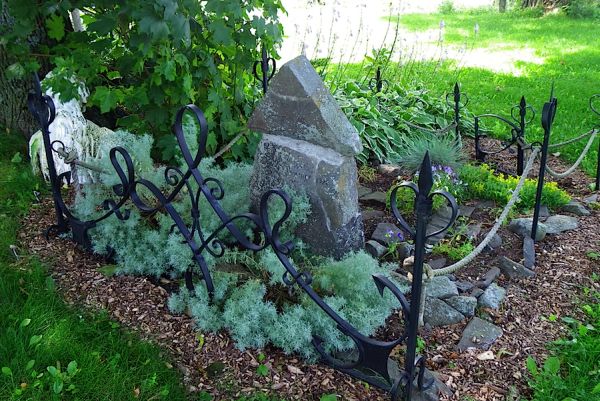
[
  {"xmin": 29, "ymin": 335, "xmax": 42, "ymax": 347},
  {"xmin": 255, "ymin": 364, "xmax": 269, "ymax": 377},
  {"xmin": 11, "ymin": 152, "xmax": 22, "ymax": 164},
  {"xmin": 1, "ymin": 367, "xmax": 12, "ymax": 377},
  {"xmin": 25, "ymin": 360, "xmax": 35, "ymax": 371},
  {"xmin": 158, "ymin": 59, "xmax": 177, "ymax": 81},
  {"xmin": 53, "ymin": 379, "xmax": 64, "ymax": 394},
  {"xmin": 67, "ymin": 361, "xmax": 78, "ymax": 376},
  {"xmin": 257, "ymin": 353, "xmax": 266, "ymax": 363},
  {"xmin": 91, "ymin": 86, "xmax": 119, "ymax": 113},
  {"xmin": 46, "ymin": 14, "xmax": 65, "ymax": 41},
  {"xmin": 20, "ymin": 318, "xmax": 31, "ymax": 328},
  {"xmin": 139, "ymin": 16, "xmax": 170, "ymax": 41},
  {"xmin": 107, "ymin": 71, "xmax": 122, "ymax": 80},
  {"xmin": 526, "ymin": 356, "xmax": 538, "ymax": 376},
  {"xmin": 320, "ymin": 395, "xmax": 338, "ymax": 401},
  {"xmin": 47, "ymin": 366, "xmax": 59, "ymax": 377},
  {"xmin": 209, "ymin": 20, "xmax": 232, "ymax": 45},
  {"xmin": 592, "ymin": 382, "xmax": 600, "ymax": 394},
  {"xmin": 543, "ymin": 356, "xmax": 560, "ymax": 375}
]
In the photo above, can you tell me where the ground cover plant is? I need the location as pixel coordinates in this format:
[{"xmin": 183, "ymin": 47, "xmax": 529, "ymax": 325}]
[{"xmin": 0, "ymin": 133, "xmax": 188, "ymax": 401}]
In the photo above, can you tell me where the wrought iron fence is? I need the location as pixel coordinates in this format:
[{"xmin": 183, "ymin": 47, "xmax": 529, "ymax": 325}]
[{"xmin": 27, "ymin": 72, "xmax": 459, "ymax": 401}]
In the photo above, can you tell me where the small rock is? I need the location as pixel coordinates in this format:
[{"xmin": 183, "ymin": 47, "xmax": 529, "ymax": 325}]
[
  {"xmin": 523, "ymin": 237, "xmax": 535, "ymax": 269},
  {"xmin": 455, "ymin": 281, "xmax": 474, "ymax": 293},
  {"xmin": 508, "ymin": 218, "xmax": 547, "ymax": 241},
  {"xmin": 457, "ymin": 317, "xmax": 503, "ymax": 351},
  {"xmin": 428, "ymin": 258, "xmax": 447, "ymax": 270},
  {"xmin": 365, "ymin": 240, "xmax": 387, "ymax": 258},
  {"xmin": 425, "ymin": 276, "xmax": 458, "ymax": 299},
  {"xmin": 538, "ymin": 205, "xmax": 550, "ymax": 218},
  {"xmin": 583, "ymin": 194, "xmax": 598, "ymax": 204},
  {"xmin": 445, "ymin": 296, "xmax": 477, "ymax": 317},
  {"xmin": 544, "ymin": 214, "xmax": 579, "ymax": 234},
  {"xmin": 360, "ymin": 191, "xmax": 387, "ymax": 205},
  {"xmin": 476, "ymin": 350, "xmax": 495, "ymax": 361},
  {"xmin": 498, "ymin": 256, "xmax": 535, "ymax": 280},
  {"xmin": 459, "ymin": 205, "xmax": 476, "ymax": 218},
  {"xmin": 478, "ymin": 283, "xmax": 506, "ymax": 310},
  {"xmin": 362, "ymin": 209, "xmax": 385, "ymax": 220},
  {"xmin": 423, "ymin": 297, "xmax": 465, "ymax": 327},
  {"xmin": 378, "ymin": 163, "xmax": 402, "ymax": 176},
  {"xmin": 562, "ymin": 200, "xmax": 590, "ymax": 216},
  {"xmin": 484, "ymin": 233, "xmax": 503, "ymax": 252},
  {"xmin": 470, "ymin": 287, "xmax": 484, "ymax": 298},
  {"xmin": 371, "ymin": 222, "xmax": 402, "ymax": 246},
  {"xmin": 358, "ymin": 185, "xmax": 373, "ymax": 198},
  {"xmin": 476, "ymin": 267, "xmax": 501, "ymax": 289},
  {"xmin": 466, "ymin": 223, "xmax": 482, "ymax": 240}
]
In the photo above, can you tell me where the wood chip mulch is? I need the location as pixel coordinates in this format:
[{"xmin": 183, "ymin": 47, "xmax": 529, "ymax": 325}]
[{"xmin": 15, "ymin": 149, "xmax": 600, "ymax": 401}]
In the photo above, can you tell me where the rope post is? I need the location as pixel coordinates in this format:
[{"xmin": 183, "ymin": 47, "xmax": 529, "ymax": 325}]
[
  {"xmin": 474, "ymin": 116, "xmax": 485, "ymax": 163},
  {"xmin": 595, "ymin": 137, "xmax": 600, "ymax": 191},
  {"xmin": 453, "ymin": 82, "xmax": 461, "ymax": 138},
  {"xmin": 403, "ymin": 153, "xmax": 435, "ymax": 401},
  {"xmin": 531, "ymin": 95, "xmax": 558, "ymax": 241},
  {"xmin": 517, "ymin": 96, "xmax": 527, "ymax": 176}
]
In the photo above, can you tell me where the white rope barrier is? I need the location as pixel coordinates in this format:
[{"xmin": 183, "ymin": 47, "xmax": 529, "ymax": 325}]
[
  {"xmin": 425, "ymin": 147, "xmax": 541, "ymax": 278},
  {"xmin": 545, "ymin": 129, "xmax": 598, "ymax": 179}
]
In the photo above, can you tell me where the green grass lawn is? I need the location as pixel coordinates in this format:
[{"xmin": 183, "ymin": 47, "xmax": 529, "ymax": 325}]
[
  {"xmin": 0, "ymin": 133, "xmax": 189, "ymax": 401},
  {"xmin": 347, "ymin": 10, "xmax": 600, "ymax": 175}
]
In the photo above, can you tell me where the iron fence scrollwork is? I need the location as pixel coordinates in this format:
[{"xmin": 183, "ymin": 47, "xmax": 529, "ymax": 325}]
[{"xmin": 28, "ymin": 73, "xmax": 452, "ymax": 400}]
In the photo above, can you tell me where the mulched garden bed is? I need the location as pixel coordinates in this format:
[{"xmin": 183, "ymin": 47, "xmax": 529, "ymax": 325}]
[{"xmin": 17, "ymin": 148, "xmax": 599, "ymax": 401}]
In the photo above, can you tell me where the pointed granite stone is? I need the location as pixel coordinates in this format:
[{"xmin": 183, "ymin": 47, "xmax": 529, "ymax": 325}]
[{"xmin": 248, "ymin": 55, "xmax": 363, "ymax": 156}]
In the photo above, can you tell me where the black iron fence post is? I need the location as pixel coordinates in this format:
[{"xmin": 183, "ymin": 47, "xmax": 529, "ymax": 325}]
[
  {"xmin": 390, "ymin": 152, "xmax": 458, "ymax": 401},
  {"xmin": 27, "ymin": 74, "xmax": 69, "ymax": 235},
  {"xmin": 253, "ymin": 46, "xmax": 276, "ymax": 94},
  {"xmin": 517, "ymin": 96, "xmax": 527, "ymax": 176},
  {"xmin": 369, "ymin": 67, "xmax": 389, "ymax": 93},
  {"xmin": 591, "ymin": 94, "xmax": 600, "ymax": 191},
  {"xmin": 531, "ymin": 94, "xmax": 558, "ymax": 240}
]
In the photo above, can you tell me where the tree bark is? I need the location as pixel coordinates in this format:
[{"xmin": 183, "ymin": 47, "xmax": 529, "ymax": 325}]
[
  {"xmin": 499, "ymin": 0, "xmax": 507, "ymax": 12},
  {"xmin": 0, "ymin": 4, "xmax": 49, "ymax": 138}
]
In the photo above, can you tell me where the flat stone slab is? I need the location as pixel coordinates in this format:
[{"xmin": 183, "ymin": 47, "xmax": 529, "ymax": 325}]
[
  {"xmin": 498, "ymin": 256, "xmax": 535, "ymax": 280},
  {"xmin": 425, "ymin": 276, "xmax": 458, "ymax": 299},
  {"xmin": 523, "ymin": 236, "xmax": 536, "ymax": 269},
  {"xmin": 508, "ymin": 218, "xmax": 547, "ymax": 241},
  {"xmin": 484, "ymin": 233, "xmax": 503, "ymax": 252},
  {"xmin": 357, "ymin": 185, "xmax": 373, "ymax": 198},
  {"xmin": 457, "ymin": 317, "xmax": 503, "ymax": 351},
  {"xmin": 248, "ymin": 55, "xmax": 362, "ymax": 156},
  {"xmin": 378, "ymin": 163, "xmax": 401, "ymax": 176},
  {"xmin": 455, "ymin": 280, "xmax": 474, "ymax": 293},
  {"xmin": 459, "ymin": 205, "xmax": 476, "ymax": 218},
  {"xmin": 445, "ymin": 295, "xmax": 477, "ymax": 317},
  {"xmin": 360, "ymin": 191, "xmax": 387, "ymax": 205},
  {"xmin": 372, "ymin": 222, "xmax": 403, "ymax": 246},
  {"xmin": 478, "ymin": 283, "xmax": 506, "ymax": 310},
  {"xmin": 562, "ymin": 200, "xmax": 590, "ymax": 216},
  {"xmin": 476, "ymin": 267, "xmax": 500, "ymax": 289},
  {"xmin": 424, "ymin": 297, "xmax": 464, "ymax": 327},
  {"xmin": 365, "ymin": 240, "xmax": 387, "ymax": 259},
  {"xmin": 361, "ymin": 209, "xmax": 384, "ymax": 220},
  {"xmin": 544, "ymin": 214, "xmax": 579, "ymax": 234},
  {"xmin": 583, "ymin": 194, "xmax": 599, "ymax": 204}
]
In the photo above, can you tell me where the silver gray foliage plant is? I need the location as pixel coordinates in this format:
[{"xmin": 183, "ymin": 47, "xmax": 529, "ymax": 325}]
[{"xmin": 71, "ymin": 118, "xmax": 409, "ymax": 359}]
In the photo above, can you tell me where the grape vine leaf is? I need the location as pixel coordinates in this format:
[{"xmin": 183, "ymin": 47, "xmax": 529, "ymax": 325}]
[{"xmin": 46, "ymin": 14, "xmax": 65, "ymax": 41}]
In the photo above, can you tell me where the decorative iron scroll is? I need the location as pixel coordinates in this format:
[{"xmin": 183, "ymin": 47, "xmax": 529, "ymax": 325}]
[
  {"xmin": 390, "ymin": 152, "xmax": 459, "ymax": 401},
  {"xmin": 253, "ymin": 46, "xmax": 276, "ymax": 94},
  {"xmin": 369, "ymin": 67, "xmax": 390, "ymax": 93},
  {"xmin": 473, "ymin": 95, "xmax": 535, "ymax": 176},
  {"xmin": 28, "ymin": 73, "xmax": 449, "ymax": 400}
]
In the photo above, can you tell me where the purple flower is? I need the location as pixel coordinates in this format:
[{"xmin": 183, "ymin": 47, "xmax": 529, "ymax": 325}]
[{"xmin": 397, "ymin": 231, "xmax": 404, "ymax": 241}]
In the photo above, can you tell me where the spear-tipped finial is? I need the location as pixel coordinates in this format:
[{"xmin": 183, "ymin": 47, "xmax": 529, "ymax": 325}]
[{"xmin": 417, "ymin": 151, "xmax": 433, "ymax": 198}]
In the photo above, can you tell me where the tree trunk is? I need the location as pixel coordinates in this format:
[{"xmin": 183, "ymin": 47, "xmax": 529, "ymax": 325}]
[
  {"xmin": 0, "ymin": 4, "xmax": 49, "ymax": 138},
  {"xmin": 499, "ymin": 0, "xmax": 507, "ymax": 12}
]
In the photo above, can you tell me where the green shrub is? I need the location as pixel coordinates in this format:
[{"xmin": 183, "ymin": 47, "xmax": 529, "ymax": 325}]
[
  {"xmin": 438, "ymin": 0, "xmax": 456, "ymax": 14},
  {"xmin": 4, "ymin": 1, "xmax": 284, "ymax": 161},
  {"xmin": 459, "ymin": 163, "xmax": 571, "ymax": 211},
  {"xmin": 334, "ymin": 81, "xmax": 474, "ymax": 164},
  {"xmin": 394, "ymin": 134, "xmax": 465, "ymax": 173},
  {"xmin": 565, "ymin": 0, "xmax": 600, "ymax": 19}
]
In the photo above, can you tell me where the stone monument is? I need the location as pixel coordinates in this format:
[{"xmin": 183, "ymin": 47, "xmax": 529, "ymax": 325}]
[{"xmin": 249, "ymin": 55, "xmax": 364, "ymax": 258}]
